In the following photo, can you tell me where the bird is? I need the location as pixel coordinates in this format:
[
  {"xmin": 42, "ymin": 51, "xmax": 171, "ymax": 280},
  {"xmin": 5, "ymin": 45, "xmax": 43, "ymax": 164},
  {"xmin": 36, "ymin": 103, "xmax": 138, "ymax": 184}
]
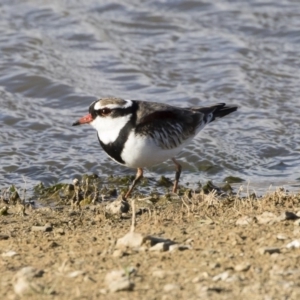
[{"xmin": 72, "ymin": 97, "xmax": 237, "ymax": 200}]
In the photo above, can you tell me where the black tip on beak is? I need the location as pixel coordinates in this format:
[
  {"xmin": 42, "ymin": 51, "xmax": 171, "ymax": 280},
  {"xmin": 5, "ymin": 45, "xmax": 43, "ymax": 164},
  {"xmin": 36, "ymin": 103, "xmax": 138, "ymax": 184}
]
[{"xmin": 72, "ymin": 121, "xmax": 80, "ymax": 126}]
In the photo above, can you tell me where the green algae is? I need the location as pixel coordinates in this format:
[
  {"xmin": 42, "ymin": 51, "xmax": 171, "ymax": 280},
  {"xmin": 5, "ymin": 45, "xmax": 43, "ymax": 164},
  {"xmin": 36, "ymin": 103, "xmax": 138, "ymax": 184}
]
[
  {"xmin": 223, "ymin": 176, "xmax": 245, "ymax": 184},
  {"xmin": 3, "ymin": 173, "xmax": 237, "ymax": 208}
]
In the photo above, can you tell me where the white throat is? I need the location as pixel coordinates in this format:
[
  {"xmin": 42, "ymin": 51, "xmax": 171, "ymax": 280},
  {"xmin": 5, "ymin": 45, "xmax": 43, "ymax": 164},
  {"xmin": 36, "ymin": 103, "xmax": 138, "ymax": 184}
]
[{"xmin": 90, "ymin": 115, "xmax": 131, "ymax": 144}]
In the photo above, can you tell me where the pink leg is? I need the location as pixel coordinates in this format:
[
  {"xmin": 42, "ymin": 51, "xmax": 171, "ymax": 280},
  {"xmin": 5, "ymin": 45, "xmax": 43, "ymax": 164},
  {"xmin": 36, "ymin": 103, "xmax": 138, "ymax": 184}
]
[
  {"xmin": 172, "ymin": 158, "xmax": 182, "ymax": 193},
  {"xmin": 124, "ymin": 168, "xmax": 143, "ymax": 199}
]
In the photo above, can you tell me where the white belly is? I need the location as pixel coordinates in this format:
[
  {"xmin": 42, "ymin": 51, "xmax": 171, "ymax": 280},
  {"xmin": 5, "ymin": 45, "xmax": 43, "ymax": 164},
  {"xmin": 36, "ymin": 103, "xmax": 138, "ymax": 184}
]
[{"xmin": 121, "ymin": 131, "xmax": 193, "ymax": 168}]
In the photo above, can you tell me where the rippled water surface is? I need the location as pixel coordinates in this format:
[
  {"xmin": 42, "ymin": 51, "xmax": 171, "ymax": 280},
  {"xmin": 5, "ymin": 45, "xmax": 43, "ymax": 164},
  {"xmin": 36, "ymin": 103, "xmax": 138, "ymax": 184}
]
[{"xmin": 1, "ymin": 0, "xmax": 300, "ymax": 193}]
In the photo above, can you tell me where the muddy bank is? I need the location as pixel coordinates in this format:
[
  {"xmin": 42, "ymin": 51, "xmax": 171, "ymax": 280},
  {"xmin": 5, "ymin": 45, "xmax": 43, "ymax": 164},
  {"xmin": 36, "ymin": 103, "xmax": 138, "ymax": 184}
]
[{"xmin": 1, "ymin": 179, "xmax": 300, "ymax": 299}]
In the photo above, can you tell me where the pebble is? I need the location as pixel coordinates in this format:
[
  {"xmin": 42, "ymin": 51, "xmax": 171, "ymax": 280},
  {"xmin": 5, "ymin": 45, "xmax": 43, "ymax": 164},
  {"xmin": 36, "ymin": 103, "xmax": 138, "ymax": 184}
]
[
  {"xmin": 31, "ymin": 223, "xmax": 52, "ymax": 232},
  {"xmin": 116, "ymin": 232, "xmax": 144, "ymax": 249},
  {"xmin": 147, "ymin": 236, "xmax": 175, "ymax": 247},
  {"xmin": 212, "ymin": 271, "xmax": 229, "ymax": 281},
  {"xmin": 0, "ymin": 206, "xmax": 9, "ymax": 215},
  {"xmin": 286, "ymin": 239, "xmax": 300, "ymax": 249},
  {"xmin": 152, "ymin": 270, "xmax": 167, "ymax": 279},
  {"xmin": 185, "ymin": 238, "xmax": 194, "ymax": 244},
  {"xmin": 13, "ymin": 267, "xmax": 44, "ymax": 296},
  {"xmin": 54, "ymin": 228, "xmax": 65, "ymax": 235},
  {"xmin": 236, "ymin": 216, "xmax": 253, "ymax": 226},
  {"xmin": 196, "ymin": 285, "xmax": 226, "ymax": 295},
  {"xmin": 0, "ymin": 234, "xmax": 9, "ymax": 240},
  {"xmin": 67, "ymin": 270, "xmax": 85, "ymax": 278},
  {"xmin": 234, "ymin": 262, "xmax": 251, "ymax": 272},
  {"xmin": 2, "ymin": 250, "xmax": 18, "ymax": 257},
  {"xmin": 293, "ymin": 228, "xmax": 300, "ymax": 236},
  {"xmin": 270, "ymin": 253, "xmax": 281, "ymax": 260},
  {"xmin": 105, "ymin": 269, "xmax": 134, "ymax": 293},
  {"xmin": 106, "ymin": 199, "xmax": 129, "ymax": 214},
  {"xmin": 258, "ymin": 247, "xmax": 281, "ymax": 255},
  {"xmin": 149, "ymin": 242, "xmax": 169, "ymax": 252},
  {"xmin": 163, "ymin": 283, "xmax": 181, "ymax": 292},
  {"xmin": 277, "ymin": 211, "xmax": 299, "ymax": 221},
  {"xmin": 276, "ymin": 233, "xmax": 288, "ymax": 240},
  {"xmin": 152, "ymin": 270, "xmax": 176, "ymax": 279},
  {"xmin": 209, "ymin": 262, "xmax": 221, "ymax": 270},
  {"xmin": 256, "ymin": 212, "xmax": 277, "ymax": 225},
  {"xmin": 294, "ymin": 219, "xmax": 300, "ymax": 226},
  {"xmin": 192, "ymin": 272, "xmax": 209, "ymax": 283},
  {"xmin": 169, "ymin": 244, "xmax": 192, "ymax": 252},
  {"xmin": 112, "ymin": 249, "xmax": 125, "ymax": 258}
]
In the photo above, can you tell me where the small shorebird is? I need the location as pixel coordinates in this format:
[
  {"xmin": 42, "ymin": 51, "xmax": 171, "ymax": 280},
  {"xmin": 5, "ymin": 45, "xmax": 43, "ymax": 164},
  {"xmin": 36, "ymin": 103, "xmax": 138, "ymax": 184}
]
[{"xmin": 73, "ymin": 98, "xmax": 237, "ymax": 199}]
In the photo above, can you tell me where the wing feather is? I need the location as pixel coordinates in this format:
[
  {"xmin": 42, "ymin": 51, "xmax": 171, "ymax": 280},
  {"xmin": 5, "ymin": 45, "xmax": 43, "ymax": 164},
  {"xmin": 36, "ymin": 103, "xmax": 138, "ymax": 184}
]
[{"xmin": 134, "ymin": 101, "xmax": 204, "ymax": 149}]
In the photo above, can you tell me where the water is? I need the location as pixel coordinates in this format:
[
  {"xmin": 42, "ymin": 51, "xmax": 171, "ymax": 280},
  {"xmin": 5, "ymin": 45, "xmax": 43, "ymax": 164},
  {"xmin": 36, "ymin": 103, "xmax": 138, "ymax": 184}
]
[{"xmin": 1, "ymin": 0, "xmax": 300, "ymax": 194}]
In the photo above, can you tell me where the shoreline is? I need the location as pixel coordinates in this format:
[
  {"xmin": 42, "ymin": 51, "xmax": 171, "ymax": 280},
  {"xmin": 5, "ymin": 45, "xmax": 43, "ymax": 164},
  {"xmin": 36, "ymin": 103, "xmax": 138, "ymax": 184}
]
[{"xmin": 1, "ymin": 179, "xmax": 300, "ymax": 299}]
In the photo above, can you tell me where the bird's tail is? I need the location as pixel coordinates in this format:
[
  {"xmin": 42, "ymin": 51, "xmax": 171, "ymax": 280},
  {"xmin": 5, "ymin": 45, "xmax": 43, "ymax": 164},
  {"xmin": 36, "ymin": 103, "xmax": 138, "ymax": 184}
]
[{"xmin": 194, "ymin": 103, "xmax": 238, "ymax": 123}]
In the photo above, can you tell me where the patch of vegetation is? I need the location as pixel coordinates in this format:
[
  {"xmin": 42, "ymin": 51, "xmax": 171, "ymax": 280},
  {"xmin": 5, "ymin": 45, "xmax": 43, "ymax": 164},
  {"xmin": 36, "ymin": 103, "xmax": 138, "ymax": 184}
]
[{"xmin": 223, "ymin": 176, "xmax": 245, "ymax": 184}]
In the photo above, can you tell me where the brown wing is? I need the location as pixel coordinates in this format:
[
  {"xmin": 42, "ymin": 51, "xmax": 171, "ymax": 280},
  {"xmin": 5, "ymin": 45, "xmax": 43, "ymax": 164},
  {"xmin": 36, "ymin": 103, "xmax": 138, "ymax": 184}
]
[{"xmin": 134, "ymin": 101, "xmax": 205, "ymax": 149}]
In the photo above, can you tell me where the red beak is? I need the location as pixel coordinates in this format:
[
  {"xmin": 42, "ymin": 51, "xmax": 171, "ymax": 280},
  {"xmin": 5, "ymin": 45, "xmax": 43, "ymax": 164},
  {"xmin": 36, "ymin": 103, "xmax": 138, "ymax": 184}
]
[{"xmin": 72, "ymin": 113, "xmax": 93, "ymax": 126}]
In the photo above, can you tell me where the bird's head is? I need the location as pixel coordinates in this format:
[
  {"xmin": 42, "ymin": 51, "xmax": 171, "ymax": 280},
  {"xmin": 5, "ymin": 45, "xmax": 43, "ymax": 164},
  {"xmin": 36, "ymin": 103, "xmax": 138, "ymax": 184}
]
[{"xmin": 72, "ymin": 98, "xmax": 135, "ymax": 144}]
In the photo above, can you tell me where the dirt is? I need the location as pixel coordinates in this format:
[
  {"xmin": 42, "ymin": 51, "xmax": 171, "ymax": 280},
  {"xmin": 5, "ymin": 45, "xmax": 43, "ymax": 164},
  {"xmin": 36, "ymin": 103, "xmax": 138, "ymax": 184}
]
[{"xmin": 1, "ymin": 180, "xmax": 300, "ymax": 299}]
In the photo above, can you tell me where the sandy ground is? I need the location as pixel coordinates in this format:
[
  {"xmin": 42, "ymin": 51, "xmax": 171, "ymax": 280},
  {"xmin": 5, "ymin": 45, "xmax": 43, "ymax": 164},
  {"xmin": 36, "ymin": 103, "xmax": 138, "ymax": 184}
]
[{"xmin": 1, "ymin": 182, "xmax": 300, "ymax": 299}]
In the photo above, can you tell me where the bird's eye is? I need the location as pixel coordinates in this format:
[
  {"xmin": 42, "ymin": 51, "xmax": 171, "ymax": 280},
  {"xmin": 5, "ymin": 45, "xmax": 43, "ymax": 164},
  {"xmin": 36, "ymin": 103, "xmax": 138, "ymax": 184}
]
[{"xmin": 98, "ymin": 108, "xmax": 111, "ymax": 116}]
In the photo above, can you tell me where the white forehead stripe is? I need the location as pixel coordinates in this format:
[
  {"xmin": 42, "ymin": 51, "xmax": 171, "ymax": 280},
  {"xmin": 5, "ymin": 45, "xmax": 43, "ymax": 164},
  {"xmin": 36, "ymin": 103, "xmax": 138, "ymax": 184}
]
[
  {"xmin": 123, "ymin": 99, "xmax": 133, "ymax": 108},
  {"xmin": 94, "ymin": 99, "xmax": 133, "ymax": 110}
]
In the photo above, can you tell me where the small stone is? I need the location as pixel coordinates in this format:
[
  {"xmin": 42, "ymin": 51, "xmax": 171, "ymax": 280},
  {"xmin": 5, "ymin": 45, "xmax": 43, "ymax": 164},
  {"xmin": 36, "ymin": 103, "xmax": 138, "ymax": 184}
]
[
  {"xmin": 226, "ymin": 274, "xmax": 241, "ymax": 282},
  {"xmin": 169, "ymin": 244, "xmax": 192, "ymax": 252},
  {"xmin": 296, "ymin": 210, "xmax": 300, "ymax": 217},
  {"xmin": 31, "ymin": 226, "xmax": 45, "ymax": 232},
  {"xmin": 106, "ymin": 199, "xmax": 129, "ymax": 214},
  {"xmin": 256, "ymin": 212, "xmax": 277, "ymax": 225},
  {"xmin": 2, "ymin": 250, "xmax": 18, "ymax": 257},
  {"xmin": 286, "ymin": 239, "xmax": 300, "ymax": 249},
  {"xmin": 99, "ymin": 288, "xmax": 107, "ymax": 294},
  {"xmin": 0, "ymin": 206, "xmax": 9, "ymax": 215},
  {"xmin": 234, "ymin": 262, "xmax": 251, "ymax": 272},
  {"xmin": 236, "ymin": 216, "xmax": 253, "ymax": 226},
  {"xmin": 163, "ymin": 283, "xmax": 181, "ymax": 292},
  {"xmin": 116, "ymin": 232, "xmax": 144, "ymax": 249},
  {"xmin": 105, "ymin": 269, "xmax": 134, "ymax": 293},
  {"xmin": 293, "ymin": 228, "xmax": 300, "ymax": 236},
  {"xmin": 197, "ymin": 284, "xmax": 226, "ymax": 295},
  {"xmin": 276, "ymin": 234, "xmax": 288, "ymax": 240},
  {"xmin": 258, "ymin": 247, "xmax": 280, "ymax": 255},
  {"xmin": 112, "ymin": 249, "xmax": 124, "ymax": 258},
  {"xmin": 294, "ymin": 219, "xmax": 300, "ymax": 226},
  {"xmin": 146, "ymin": 236, "xmax": 176, "ymax": 247},
  {"xmin": 0, "ymin": 234, "xmax": 9, "ymax": 240},
  {"xmin": 277, "ymin": 211, "xmax": 299, "ymax": 221},
  {"xmin": 168, "ymin": 244, "xmax": 179, "ymax": 252},
  {"xmin": 55, "ymin": 228, "xmax": 65, "ymax": 235},
  {"xmin": 270, "ymin": 253, "xmax": 280, "ymax": 259},
  {"xmin": 185, "ymin": 238, "xmax": 194, "ymax": 244},
  {"xmin": 192, "ymin": 272, "xmax": 209, "ymax": 283},
  {"xmin": 209, "ymin": 262, "xmax": 221, "ymax": 270},
  {"xmin": 44, "ymin": 223, "xmax": 52, "ymax": 231},
  {"xmin": 152, "ymin": 270, "xmax": 167, "ymax": 279},
  {"xmin": 13, "ymin": 267, "xmax": 44, "ymax": 296},
  {"xmin": 138, "ymin": 246, "xmax": 147, "ymax": 252},
  {"xmin": 31, "ymin": 223, "xmax": 52, "ymax": 232},
  {"xmin": 67, "ymin": 270, "xmax": 85, "ymax": 278},
  {"xmin": 149, "ymin": 242, "xmax": 169, "ymax": 252},
  {"xmin": 192, "ymin": 277, "xmax": 201, "ymax": 283},
  {"xmin": 47, "ymin": 241, "xmax": 59, "ymax": 249},
  {"xmin": 212, "ymin": 271, "xmax": 229, "ymax": 281}
]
